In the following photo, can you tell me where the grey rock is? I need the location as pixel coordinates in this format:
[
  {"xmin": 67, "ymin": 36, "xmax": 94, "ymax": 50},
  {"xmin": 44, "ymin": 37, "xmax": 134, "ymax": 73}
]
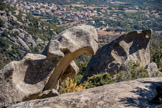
[
  {"xmin": 24, "ymin": 34, "xmax": 37, "ymax": 48},
  {"xmin": 19, "ymin": 33, "xmax": 25, "ymax": 38},
  {"xmin": 0, "ymin": 10, "xmax": 5, "ymax": 14},
  {"xmin": 147, "ymin": 62, "xmax": 160, "ymax": 77},
  {"xmin": 11, "ymin": 29, "xmax": 20, "ymax": 34},
  {"xmin": 83, "ymin": 30, "xmax": 152, "ymax": 80},
  {"xmin": 16, "ymin": 21, "xmax": 23, "ymax": 26},
  {"xmin": 9, "ymin": 12, "xmax": 17, "ymax": 21},
  {"xmin": 0, "ymin": 13, "xmax": 8, "ymax": 22},
  {"xmin": 37, "ymin": 89, "xmax": 59, "ymax": 99},
  {"xmin": 36, "ymin": 37, "xmax": 44, "ymax": 44},
  {"xmin": 10, "ymin": 29, "xmax": 38, "ymax": 50},
  {"xmin": 0, "ymin": 25, "xmax": 98, "ymax": 104},
  {"xmin": 13, "ymin": 10, "xmax": 19, "ymax": 15},
  {"xmin": 17, "ymin": 37, "xmax": 30, "ymax": 51},
  {"xmin": 8, "ymin": 77, "xmax": 162, "ymax": 108},
  {"xmin": 24, "ymin": 89, "xmax": 60, "ymax": 101},
  {"xmin": 0, "ymin": 54, "xmax": 48, "ymax": 104}
]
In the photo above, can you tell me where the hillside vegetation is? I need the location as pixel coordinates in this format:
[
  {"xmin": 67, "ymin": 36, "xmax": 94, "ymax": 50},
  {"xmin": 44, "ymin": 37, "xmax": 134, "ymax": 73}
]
[{"xmin": 0, "ymin": 2, "xmax": 62, "ymax": 69}]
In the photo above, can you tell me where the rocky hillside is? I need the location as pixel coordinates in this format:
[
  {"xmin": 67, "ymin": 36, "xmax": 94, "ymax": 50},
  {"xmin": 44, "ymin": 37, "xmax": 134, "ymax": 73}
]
[{"xmin": 0, "ymin": 2, "xmax": 62, "ymax": 69}]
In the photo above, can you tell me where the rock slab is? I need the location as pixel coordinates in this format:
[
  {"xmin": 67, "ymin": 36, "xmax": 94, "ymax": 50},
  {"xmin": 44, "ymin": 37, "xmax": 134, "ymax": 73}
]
[{"xmin": 9, "ymin": 77, "xmax": 162, "ymax": 108}]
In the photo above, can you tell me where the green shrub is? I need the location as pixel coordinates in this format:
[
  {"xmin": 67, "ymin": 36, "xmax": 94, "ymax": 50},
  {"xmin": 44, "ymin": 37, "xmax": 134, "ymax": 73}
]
[
  {"xmin": 7, "ymin": 45, "xmax": 23, "ymax": 59},
  {"xmin": 0, "ymin": 2, "xmax": 6, "ymax": 10},
  {"xmin": 59, "ymin": 61, "xmax": 89, "ymax": 94},
  {"xmin": 0, "ymin": 19, "xmax": 5, "ymax": 27},
  {"xmin": 8, "ymin": 26, "xmax": 13, "ymax": 30},
  {"xmin": 116, "ymin": 61, "xmax": 149, "ymax": 81},
  {"xmin": 11, "ymin": 31, "xmax": 19, "ymax": 37},
  {"xmin": 67, "ymin": 62, "xmax": 88, "ymax": 86},
  {"xmin": 128, "ymin": 62, "xmax": 149, "ymax": 80},
  {"xmin": 86, "ymin": 72, "xmax": 115, "ymax": 88},
  {"xmin": 74, "ymin": 74, "xmax": 83, "ymax": 85},
  {"xmin": 75, "ymin": 61, "xmax": 149, "ymax": 90},
  {"xmin": 0, "ymin": 37, "xmax": 9, "ymax": 50},
  {"xmin": 76, "ymin": 62, "xmax": 88, "ymax": 75},
  {"xmin": 60, "ymin": 61, "xmax": 151, "ymax": 94},
  {"xmin": 10, "ymin": 20, "xmax": 18, "ymax": 26},
  {"xmin": 1, "ymin": 31, "xmax": 8, "ymax": 37},
  {"xmin": 115, "ymin": 71, "xmax": 131, "ymax": 81},
  {"xmin": 16, "ymin": 12, "xmax": 23, "ymax": 22},
  {"xmin": 150, "ymin": 36, "xmax": 162, "ymax": 72},
  {"xmin": 0, "ymin": 61, "xmax": 5, "ymax": 69}
]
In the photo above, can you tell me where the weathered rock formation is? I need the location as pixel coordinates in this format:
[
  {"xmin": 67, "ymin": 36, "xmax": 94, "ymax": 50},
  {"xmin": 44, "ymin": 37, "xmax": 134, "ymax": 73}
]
[
  {"xmin": 0, "ymin": 25, "xmax": 98, "ymax": 105},
  {"xmin": 147, "ymin": 62, "xmax": 160, "ymax": 77},
  {"xmin": 83, "ymin": 30, "xmax": 153, "ymax": 81},
  {"xmin": 8, "ymin": 77, "xmax": 162, "ymax": 108}
]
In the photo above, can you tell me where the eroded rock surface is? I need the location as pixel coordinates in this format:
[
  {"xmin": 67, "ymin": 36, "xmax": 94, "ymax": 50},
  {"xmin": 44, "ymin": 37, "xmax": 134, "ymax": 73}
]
[
  {"xmin": 147, "ymin": 62, "xmax": 160, "ymax": 77},
  {"xmin": 0, "ymin": 25, "xmax": 98, "ymax": 105},
  {"xmin": 43, "ymin": 25, "xmax": 98, "ymax": 90},
  {"xmin": 9, "ymin": 77, "xmax": 162, "ymax": 108},
  {"xmin": 83, "ymin": 30, "xmax": 152, "ymax": 81}
]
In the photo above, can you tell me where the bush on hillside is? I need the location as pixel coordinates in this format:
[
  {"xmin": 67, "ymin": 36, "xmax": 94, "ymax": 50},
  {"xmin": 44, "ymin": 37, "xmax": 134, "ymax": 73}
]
[
  {"xmin": 0, "ymin": 37, "xmax": 9, "ymax": 50},
  {"xmin": 0, "ymin": 61, "xmax": 5, "ymax": 69},
  {"xmin": 59, "ymin": 77, "xmax": 88, "ymax": 94},
  {"xmin": 1, "ymin": 31, "xmax": 8, "ymax": 37},
  {"xmin": 0, "ymin": 2, "xmax": 6, "ymax": 10},
  {"xmin": 0, "ymin": 19, "xmax": 5, "ymax": 27},
  {"xmin": 86, "ymin": 72, "xmax": 115, "ymax": 88},
  {"xmin": 150, "ymin": 36, "xmax": 162, "ymax": 72},
  {"xmin": 76, "ymin": 62, "xmax": 88, "ymax": 75},
  {"xmin": 128, "ymin": 61, "xmax": 149, "ymax": 79},
  {"xmin": 116, "ymin": 61, "xmax": 149, "ymax": 81}
]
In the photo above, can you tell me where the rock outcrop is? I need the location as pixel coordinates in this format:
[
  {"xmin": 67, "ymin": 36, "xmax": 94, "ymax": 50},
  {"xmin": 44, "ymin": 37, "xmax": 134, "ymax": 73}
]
[
  {"xmin": 0, "ymin": 25, "xmax": 98, "ymax": 105},
  {"xmin": 83, "ymin": 30, "xmax": 152, "ymax": 81},
  {"xmin": 0, "ymin": 5, "xmax": 60, "ymax": 65},
  {"xmin": 146, "ymin": 62, "xmax": 160, "ymax": 77},
  {"xmin": 0, "ymin": 10, "xmax": 37, "ymax": 51},
  {"xmin": 8, "ymin": 77, "xmax": 162, "ymax": 108}
]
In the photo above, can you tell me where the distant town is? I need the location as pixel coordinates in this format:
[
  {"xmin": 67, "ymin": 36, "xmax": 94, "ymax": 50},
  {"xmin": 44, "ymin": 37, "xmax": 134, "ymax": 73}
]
[{"xmin": 4, "ymin": 0, "xmax": 162, "ymax": 44}]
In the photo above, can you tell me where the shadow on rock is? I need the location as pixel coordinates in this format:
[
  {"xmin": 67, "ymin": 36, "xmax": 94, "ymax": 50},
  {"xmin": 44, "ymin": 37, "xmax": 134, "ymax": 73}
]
[{"xmin": 120, "ymin": 81, "xmax": 162, "ymax": 107}]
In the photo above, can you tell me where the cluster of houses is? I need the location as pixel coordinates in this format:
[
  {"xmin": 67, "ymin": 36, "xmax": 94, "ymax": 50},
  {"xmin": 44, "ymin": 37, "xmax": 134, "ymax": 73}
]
[{"xmin": 4, "ymin": 0, "xmax": 162, "ymax": 37}]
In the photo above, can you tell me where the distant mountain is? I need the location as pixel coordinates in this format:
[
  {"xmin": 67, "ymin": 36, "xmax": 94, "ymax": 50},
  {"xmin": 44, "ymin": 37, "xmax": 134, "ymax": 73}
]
[{"xmin": 0, "ymin": 2, "xmax": 62, "ymax": 69}]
